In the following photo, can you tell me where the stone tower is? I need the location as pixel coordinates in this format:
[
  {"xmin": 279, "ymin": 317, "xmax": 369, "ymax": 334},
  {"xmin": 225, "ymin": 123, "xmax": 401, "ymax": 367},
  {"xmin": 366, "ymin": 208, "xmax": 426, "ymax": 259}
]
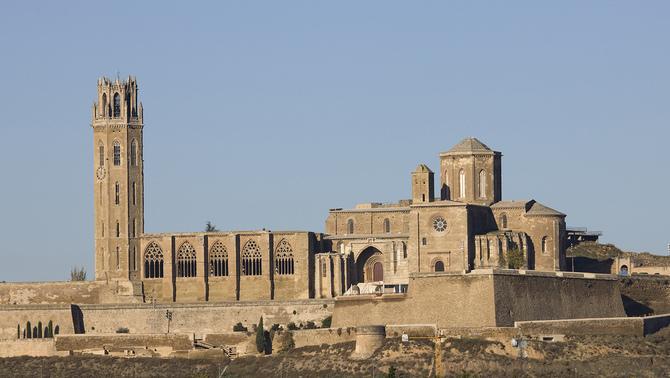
[
  {"xmin": 92, "ymin": 76, "xmax": 144, "ymax": 281},
  {"xmin": 439, "ymin": 137, "xmax": 501, "ymax": 205},
  {"xmin": 411, "ymin": 164, "xmax": 434, "ymax": 203}
]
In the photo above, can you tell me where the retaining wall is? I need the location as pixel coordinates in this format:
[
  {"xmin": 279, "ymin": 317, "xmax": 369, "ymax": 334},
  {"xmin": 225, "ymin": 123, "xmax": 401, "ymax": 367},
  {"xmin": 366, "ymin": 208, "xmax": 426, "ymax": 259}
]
[
  {"xmin": 0, "ymin": 299, "xmax": 334, "ymax": 341},
  {"xmin": 332, "ymin": 270, "xmax": 625, "ymax": 328}
]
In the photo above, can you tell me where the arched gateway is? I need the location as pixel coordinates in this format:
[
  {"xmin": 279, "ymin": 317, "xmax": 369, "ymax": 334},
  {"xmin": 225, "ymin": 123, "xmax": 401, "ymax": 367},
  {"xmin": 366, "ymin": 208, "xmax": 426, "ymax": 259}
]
[{"xmin": 356, "ymin": 247, "xmax": 384, "ymax": 283}]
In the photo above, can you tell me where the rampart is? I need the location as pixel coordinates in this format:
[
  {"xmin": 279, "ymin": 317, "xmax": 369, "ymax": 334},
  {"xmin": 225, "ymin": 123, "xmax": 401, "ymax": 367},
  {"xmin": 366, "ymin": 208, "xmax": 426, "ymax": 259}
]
[
  {"xmin": 0, "ymin": 299, "xmax": 334, "ymax": 341},
  {"xmin": 332, "ymin": 269, "xmax": 625, "ymax": 328},
  {"xmin": 0, "ymin": 280, "xmax": 140, "ymax": 305},
  {"xmin": 515, "ymin": 313, "xmax": 670, "ymax": 337}
]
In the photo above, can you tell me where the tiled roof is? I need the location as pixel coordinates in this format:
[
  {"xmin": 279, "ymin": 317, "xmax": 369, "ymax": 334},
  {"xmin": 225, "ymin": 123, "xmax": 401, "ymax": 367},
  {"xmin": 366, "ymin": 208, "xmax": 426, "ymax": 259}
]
[
  {"xmin": 527, "ymin": 202, "xmax": 566, "ymax": 217},
  {"xmin": 442, "ymin": 137, "xmax": 494, "ymax": 154}
]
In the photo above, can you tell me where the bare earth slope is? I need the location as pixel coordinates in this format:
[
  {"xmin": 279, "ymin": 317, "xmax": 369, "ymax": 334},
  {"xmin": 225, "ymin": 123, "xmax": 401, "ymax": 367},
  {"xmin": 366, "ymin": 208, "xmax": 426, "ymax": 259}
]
[{"xmin": 2, "ymin": 333, "xmax": 670, "ymax": 377}]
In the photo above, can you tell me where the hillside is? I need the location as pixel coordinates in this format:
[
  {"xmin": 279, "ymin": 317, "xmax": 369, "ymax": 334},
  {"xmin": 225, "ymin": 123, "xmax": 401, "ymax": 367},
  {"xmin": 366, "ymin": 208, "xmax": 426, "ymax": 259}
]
[{"xmin": 567, "ymin": 242, "xmax": 670, "ymax": 267}]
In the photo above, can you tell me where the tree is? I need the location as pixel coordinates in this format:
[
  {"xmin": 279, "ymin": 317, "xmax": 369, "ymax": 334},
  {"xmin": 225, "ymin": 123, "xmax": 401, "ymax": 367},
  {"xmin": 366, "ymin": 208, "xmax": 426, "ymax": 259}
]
[
  {"xmin": 205, "ymin": 221, "xmax": 219, "ymax": 232},
  {"xmin": 70, "ymin": 266, "xmax": 87, "ymax": 281},
  {"xmin": 255, "ymin": 316, "xmax": 265, "ymax": 353},
  {"xmin": 507, "ymin": 247, "xmax": 524, "ymax": 269}
]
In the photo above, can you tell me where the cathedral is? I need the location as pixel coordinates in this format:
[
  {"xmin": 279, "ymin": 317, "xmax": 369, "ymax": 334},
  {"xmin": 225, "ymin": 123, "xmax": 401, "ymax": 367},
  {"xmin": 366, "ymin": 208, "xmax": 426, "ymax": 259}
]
[{"xmin": 92, "ymin": 76, "xmax": 567, "ymax": 303}]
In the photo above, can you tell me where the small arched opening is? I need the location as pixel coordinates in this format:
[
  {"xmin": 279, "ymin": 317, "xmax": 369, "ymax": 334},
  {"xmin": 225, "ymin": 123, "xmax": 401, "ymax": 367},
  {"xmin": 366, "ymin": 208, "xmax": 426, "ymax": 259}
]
[
  {"xmin": 434, "ymin": 260, "xmax": 445, "ymax": 272},
  {"xmin": 619, "ymin": 265, "xmax": 629, "ymax": 276}
]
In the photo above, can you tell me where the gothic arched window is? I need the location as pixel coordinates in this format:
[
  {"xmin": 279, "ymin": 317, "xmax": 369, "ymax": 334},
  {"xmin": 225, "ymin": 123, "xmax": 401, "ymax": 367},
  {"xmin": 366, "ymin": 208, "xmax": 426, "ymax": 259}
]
[
  {"xmin": 275, "ymin": 239, "xmax": 295, "ymax": 275},
  {"xmin": 113, "ymin": 141, "xmax": 121, "ymax": 166},
  {"xmin": 101, "ymin": 93, "xmax": 107, "ymax": 117},
  {"xmin": 500, "ymin": 213, "xmax": 508, "ymax": 229},
  {"xmin": 383, "ymin": 218, "xmax": 391, "ymax": 233},
  {"xmin": 459, "ymin": 169, "xmax": 466, "ymax": 198},
  {"xmin": 130, "ymin": 140, "xmax": 138, "ymax": 167},
  {"xmin": 209, "ymin": 241, "xmax": 229, "ymax": 277},
  {"xmin": 144, "ymin": 242, "xmax": 164, "ymax": 278},
  {"xmin": 478, "ymin": 170, "xmax": 487, "ymax": 198},
  {"xmin": 242, "ymin": 240, "xmax": 262, "ymax": 276},
  {"xmin": 347, "ymin": 219, "xmax": 354, "ymax": 234},
  {"xmin": 541, "ymin": 236, "xmax": 548, "ymax": 254},
  {"xmin": 113, "ymin": 92, "xmax": 121, "ymax": 118},
  {"xmin": 98, "ymin": 143, "xmax": 105, "ymax": 167},
  {"xmin": 177, "ymin": 242, "xmax": 197, "ymax": 278}
]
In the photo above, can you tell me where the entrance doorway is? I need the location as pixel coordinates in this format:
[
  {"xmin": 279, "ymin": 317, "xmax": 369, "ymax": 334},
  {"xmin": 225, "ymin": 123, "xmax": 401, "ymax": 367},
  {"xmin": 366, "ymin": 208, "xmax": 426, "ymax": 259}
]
[{"xmin": 356, "ymin": 247, "xmax": 384, "ymax": 283}]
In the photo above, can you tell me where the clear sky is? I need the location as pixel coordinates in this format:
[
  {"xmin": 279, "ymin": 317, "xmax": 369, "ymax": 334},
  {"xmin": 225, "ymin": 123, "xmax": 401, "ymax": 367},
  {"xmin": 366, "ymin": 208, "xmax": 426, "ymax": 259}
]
[{"xmin": 0, "ymin": 1, "xmax": 668, "ymax": 282}]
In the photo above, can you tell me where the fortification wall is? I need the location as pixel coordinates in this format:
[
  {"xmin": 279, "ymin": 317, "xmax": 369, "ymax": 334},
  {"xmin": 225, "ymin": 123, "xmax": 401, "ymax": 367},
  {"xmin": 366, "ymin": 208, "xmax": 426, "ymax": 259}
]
[
  {"xmin": 0, "ymin": 305, "xmax": 74, "ymax": 340},
  {"xmin": 332, "ymin": 273, "xmax": 496, "ymax": 328},
  {"xmin": 515, "ymin": 314, "xmax": 670, "ymax": 337},
  {"xmin": 0, "ymin": 300, "xmax": 334, "ymax": 341},
  {"xmin": 515, "ymin": 317, "xmax": 643, "ymax": 337},
  {"xmin": 289, "ymin": 327, "xmax": 357, "ymax": 349},
  {"xmin": 53, "ymin": 333, "xmax": 193, "ymax": 352},
  {"xmin": 0, "ymin": 339, "xmax": 60, "ymax": 357},
  {"xmin": 332, "ymin": 270, "xmax": 624, "ymax": 328},
  {"xmin": 0, "ymin": 281, "xmax": 140, "ymax": 305},
  {"xmin": 492, "ymin": 270, "xmax": 625, "ymax": 326}
]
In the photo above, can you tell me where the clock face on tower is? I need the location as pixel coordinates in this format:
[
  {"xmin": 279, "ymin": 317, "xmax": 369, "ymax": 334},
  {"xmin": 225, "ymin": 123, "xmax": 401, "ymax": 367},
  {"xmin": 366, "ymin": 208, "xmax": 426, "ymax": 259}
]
[{"xmin": 96, "ymin": 166, "xmax": 106, "ymax": 180}]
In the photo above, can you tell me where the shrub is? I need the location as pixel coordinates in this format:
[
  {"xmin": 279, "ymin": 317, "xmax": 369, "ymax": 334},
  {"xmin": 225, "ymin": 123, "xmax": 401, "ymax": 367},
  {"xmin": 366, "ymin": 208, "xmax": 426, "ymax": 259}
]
[
  {"xmin": 255, "ymin": 317, "xmax": 265, "ymax": 353},
  {"xmin": 304, "ymin": 321, "xmax": 317, "ymax": 330},
  {"xmin": 507, "ymin": 247, "xmax": 524, "ymax": 269},
  {"xmin": 233, "ymin": 322, "xmax": 248, "ymax": 332},
  {"xmin": 322, "ymin": 316, "xmax": 332, "ymax": 328},
  {"xmin": 115, "ymin": 327, "xmax": 129, "ymax": 334},
  {"xmin": 70, "ymin": 266, "xmax": 87, "ymax": 281},
  {"xmin": 287, "ymin": 322, "xmax": 298, "ymax": 331}
]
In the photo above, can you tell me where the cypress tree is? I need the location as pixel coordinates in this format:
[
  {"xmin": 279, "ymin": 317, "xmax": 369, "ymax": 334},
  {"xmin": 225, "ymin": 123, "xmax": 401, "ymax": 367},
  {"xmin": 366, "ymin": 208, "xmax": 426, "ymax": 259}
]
[{"xmin": 255, "ymin": 316, "xmax": 265, "ymax": 353}]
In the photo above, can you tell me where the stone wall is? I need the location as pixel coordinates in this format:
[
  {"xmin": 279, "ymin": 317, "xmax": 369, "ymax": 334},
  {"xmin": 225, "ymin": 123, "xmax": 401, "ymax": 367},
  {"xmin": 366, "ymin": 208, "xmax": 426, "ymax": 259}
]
[
  {"xmin": 289, "ymin": 327, "xmax": 357, "ymax": 349},
  {"xmin": 515, "ymin": 317, "xmax": 643, "ymax": 337},
  {"xmin": 492, "ymin": 271, "xmax": 625, "ymax": 325},
  {"xmin": 332, "ymin": 270, "xmax": 625, "ymax": 328},
  {"xmin": 0, "ymin": 299, "xmax": 334, "ymax": 341},
  {"xmin": 0, "ymin": 339, "xmax": 60, "ymax": 357},
  {"xmin": 0, "ymin": 281, "xmax": 140, "ymax": 305},
  {"xmin": 54, "ymin": 333, "xmax": 193, "ymax": 352},
  {"xmin": 515, "ymin": 314, "xmax": 670, "ymax": 337}
]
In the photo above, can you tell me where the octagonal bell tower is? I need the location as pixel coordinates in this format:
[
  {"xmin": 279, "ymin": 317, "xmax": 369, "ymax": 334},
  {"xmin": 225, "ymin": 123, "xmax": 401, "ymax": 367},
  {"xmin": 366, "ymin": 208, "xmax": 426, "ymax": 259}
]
[
  {"xmin": 439, "ymin": 137, "xmax": 501, "ymax": 205},
  {"xmin": 92, "ymin": 76, "xmax": 144, "ymax": 281}
]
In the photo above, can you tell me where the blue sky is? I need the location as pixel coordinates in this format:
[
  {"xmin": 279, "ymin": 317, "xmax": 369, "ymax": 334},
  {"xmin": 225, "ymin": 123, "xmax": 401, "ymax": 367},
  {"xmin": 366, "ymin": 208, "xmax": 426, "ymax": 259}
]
[{"xmin": 0, "ymin": 1, "xmax": 668, "ymax": 281}]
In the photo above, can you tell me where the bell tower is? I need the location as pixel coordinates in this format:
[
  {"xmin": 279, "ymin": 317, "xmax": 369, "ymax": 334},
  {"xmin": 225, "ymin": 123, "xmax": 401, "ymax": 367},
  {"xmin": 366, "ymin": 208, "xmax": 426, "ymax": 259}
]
[{"xmin": 92, "ymin": 76, "xmax": 144, "ymax": 281}]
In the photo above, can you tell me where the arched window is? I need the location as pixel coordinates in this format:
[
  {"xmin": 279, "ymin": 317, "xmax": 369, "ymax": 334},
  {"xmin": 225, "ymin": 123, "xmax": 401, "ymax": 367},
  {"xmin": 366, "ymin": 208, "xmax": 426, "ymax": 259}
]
[
  {"xmin": 98, "ymin": 143, "xmax": 105, "ymax": 167},
  {"xmin": 101, "ymin": 93, "xmax": 107, "ymax": 117},
  {"xmin": 478, "ymin": 170, "xmax": 487, "ymax": 198},
  {"xmin": 130, "ymin": 140, "xmax": 138, "ymax": 167},
  {"xmin": 500, "ymin": 213, "xmax": 508, "ymax": 229},
  {"xmin": 383, "ymin": 218, "xmax": 390, "ymax": 233},
  {"xmin": 541, "ymin": 236, "xmax": 548, "ymax": 254},
  {"xmin": 209, "ymin": 242, "xmax": 229, "ymax": 277},
  {"xmin": 242, "ymin": 240, "xmax": 262, "ymax": 276},
  {"xmin": 177, "ymin": 242, "xmax": 197, "ymax": 278},
  {"xmin": 115, "ymin": 182, "xmax": 120, "ymax": 205},
  {"xmin": 113, "ymin": 141, "xmax": 121, "ymax": 166},
  {"xmin": 347, "ymin": 219, "xmax": 354, "ymax": 234},
  {"xmin": 144, "ymin": 242, "xmax": 164, "ymax": 278},
  {"xmin": 434, "ymin": 260, "xmax": 445, "ymax": 272},
  {"xmin": 459, "ymin": 169, "xmax": 466, "ymax": 198},
  {"xmin": 275, "ymin": 239, "xmax": 295, "ymax": 275},
  {"xmin": 113, "ymin": 92, "xmax": 121, "ymax": 118}
]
